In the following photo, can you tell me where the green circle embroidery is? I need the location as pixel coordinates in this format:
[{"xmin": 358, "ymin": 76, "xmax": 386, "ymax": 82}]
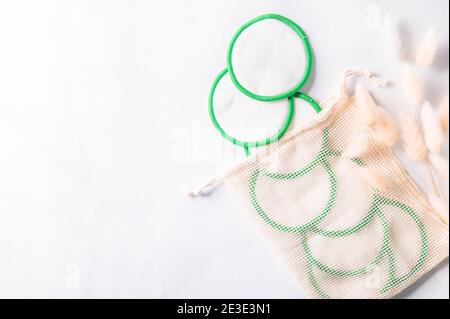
[
  {"xmin": 302, "ymin": 198, "xmax": 428, "ymax": 298},
  {"xmin": 227, "ymin": 13, "xmax": 313, "ymax": 101},
  {"xmin": 250, "ymin": 159, "xmax": 337, "ymax": 233},
  {"xmin": 247, "ymin": 128, "xmax": 429, "ymax": 298},
  {"xmin": 249, "ymin": 129, "xmax": 336, "ymax": 233}
]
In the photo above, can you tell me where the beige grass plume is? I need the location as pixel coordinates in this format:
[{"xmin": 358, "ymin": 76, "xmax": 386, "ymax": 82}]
[
  {"xmin": 385, "ymin": 19, "xmax": 403, "ymax": 61},
  {"xmin": 400, "ymin": 113, "xmax": 428, "ymax": 161},
  {"xmin": 342, "ymin": 134, "xmax": 372, "ymax": 159},
  {"xmin": 402, "ymin": 65, "xmax": 423, "ymax": 106},
  {"xmin": 429, "ymin": 153, "xmax": 449, "ymax": 181},
  {"xmin": 439, "ymin": 96, "xmax": 449, "ymax": 135},
  {"xmin": 359, "ymin": 167, "xmax": 391, "ymax": 192},
  {"xmin": 421, "ymin": 101, "xmax": 444, "ymax": 154},
  {"xmin": 373, "ymin": 108, "xmax": 398, "ymax": 146},
  {"xmin": 355, "ymin": 82, "xmax": 379, "ymax": 126},
  {"xmin": 428, "ymin": 195, "xmax": 449, "ymax": 225},
  {"xmin": 416, "ymin": 28, "xmax": 438, "ymax": 67}
]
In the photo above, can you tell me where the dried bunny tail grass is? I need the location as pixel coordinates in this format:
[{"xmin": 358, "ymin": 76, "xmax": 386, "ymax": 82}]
[
  {"xmin": 400, "ymin": 113, "xmax": 428, "ymax": 161},
  {"xmin": 359, "ymin": 167, "xmax": 391, "ymax": 192},
  {"xmin": 355, "ymin": 82, "xmax": 379, "ymax": 127},
  {"xmin": 385, "ymin": 19, "xmax": 403, "ymax": 61},
  {"xmin": 421, "ymin": 101, "xmax": 444, "ymax": 154},
  {"xmin": 416, "ymin": 28, "xmax": 439, "ymax": 67},
  {"xmin": 439, "ymin": 96, "xmax": 449, "ymax": 135},
  {"xmin": 428, "ymin": 195, "xmax": 449, "ymax": 224},
  {"xmin": 372, "ymin": 108, "xmax": 398, "ymax": 146},
  {"xmin": 342, "ymin": 134, "xmax": 372, "ymax": 159},
  {"xmin": 402, "ymin": 64, "xmax": 424, "ymax": 106},
  {"xmin": 429, "ymin": 153, "xmax": 449, "ymax": 180}
]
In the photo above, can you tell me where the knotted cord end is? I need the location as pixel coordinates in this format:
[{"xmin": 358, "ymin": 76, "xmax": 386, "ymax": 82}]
[
  {"xmin": 364, "ymin": 70, "xmax": 389, "ymax": 87},
  {"xmin": 183, "ymin": 175, "xmax": 225, "ymax": 199}
]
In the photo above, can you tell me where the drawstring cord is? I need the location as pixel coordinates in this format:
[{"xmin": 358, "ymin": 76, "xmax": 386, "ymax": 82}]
[
  {"xmin": 184, "ymin": 175, "xmax": 225, "ymax": 198},
  {"xmin": 339, "ymin": 69, "xmax": 388, "ymax": 95}
]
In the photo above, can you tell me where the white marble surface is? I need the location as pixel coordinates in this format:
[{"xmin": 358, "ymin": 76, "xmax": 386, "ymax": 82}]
[{"xmin": 0, "ymin": 0, "xmax": 448, "ymax": 298}]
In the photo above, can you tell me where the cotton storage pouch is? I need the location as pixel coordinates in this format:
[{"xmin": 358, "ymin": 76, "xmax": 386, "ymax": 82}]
[
  {"xmin": 191, "ymin": 14, "xmax": 449, "ymax": 299},
  {"xmin": 221, "ymin": 80, "xmax": 449, "ymax": 299}
]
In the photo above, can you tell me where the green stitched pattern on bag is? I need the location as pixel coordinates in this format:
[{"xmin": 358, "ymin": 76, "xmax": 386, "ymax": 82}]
[{"xmin": 247, "ymin": 129, "xmax": 428, "ymax": 298}]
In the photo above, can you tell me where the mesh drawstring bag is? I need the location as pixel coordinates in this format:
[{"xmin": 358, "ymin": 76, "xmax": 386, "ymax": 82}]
[
  {"xmin": 189, "ymin": 14, "xmax": 449, "ymax": 299},
  {"xmin": 192, "ymin": 70, "xmax": 449, "ymax": 299}
]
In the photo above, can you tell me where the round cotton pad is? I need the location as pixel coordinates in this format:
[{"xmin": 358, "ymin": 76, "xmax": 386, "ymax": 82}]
[
  {"xmin": 227, "ymin": 13, "xmax": 312, "ymax": 101},
  {"xmin": 209, "ymin": 68, "xmax": 294, "ymax": 149}
]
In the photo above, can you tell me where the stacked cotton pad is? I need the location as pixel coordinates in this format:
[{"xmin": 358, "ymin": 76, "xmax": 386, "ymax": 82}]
[{"xmin": 209, "ymin": 13, "xmax": 319, "ymax": 155}]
